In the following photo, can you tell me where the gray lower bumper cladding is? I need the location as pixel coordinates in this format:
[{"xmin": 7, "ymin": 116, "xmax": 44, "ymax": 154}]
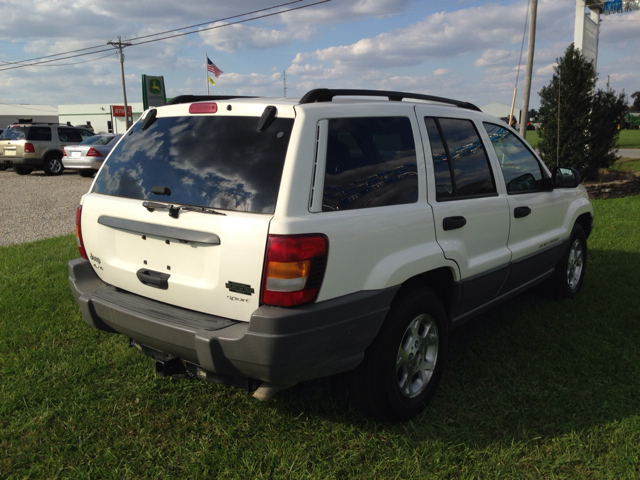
[{"xmin": 68, "ymin": 258, "xmax": 398, "ymax": 389}]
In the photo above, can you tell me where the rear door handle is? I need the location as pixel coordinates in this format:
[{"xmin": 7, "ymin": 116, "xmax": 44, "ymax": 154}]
[
  {"xmin": 514, "ymin": 206, "xmax": 532, "ymax": 218},
  {"xmin": 136, "ymin": 268, "xmax": 170, "ymax": 289},
  {"xmin": 443, "ymin": 216, "xmax": 467, "ymax": 231}
]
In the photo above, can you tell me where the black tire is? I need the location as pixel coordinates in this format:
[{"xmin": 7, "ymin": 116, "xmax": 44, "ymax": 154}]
[
  {"xmin": 14, "ymin": 166, "xmax": 32, "ymax": 175},
  {"xmin": 43, "ymin": 153, "xmax": 64, "ymax": 176},
  {"xmin": 349, "ymin": 287, "xmax": 448, "ymax": 422},
  {"xmin": 78, "ymin": 169, "xmax": 97, "ymax": 178},
  {"xmin": 550, "ymin": 224, "xmax": 587, "ymax": 299}
]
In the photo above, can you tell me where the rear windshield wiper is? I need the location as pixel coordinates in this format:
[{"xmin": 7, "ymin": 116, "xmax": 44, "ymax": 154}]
[
  {"xmin": 142, "ymin": 201, "xmax": 226, "ymax": 218},
  {"xmin": 181, "ymin": 205, "xmax": 226, "ymax": 216}
]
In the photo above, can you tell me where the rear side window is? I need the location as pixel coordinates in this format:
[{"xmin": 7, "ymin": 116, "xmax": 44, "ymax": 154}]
[
  {"xmin": 26, "ymin": 126, "xmax": 52, "ymax": 141},
  {"xmin": 57, "ymin": 128, "xmax": 83, "ymax": 142},
  {"xmin": 1, "ymin": 127, "xmax": 27, "ymax": 141},
  {"xmin": 424, "ymin": 117, "xmax": 496, "ymax": 200},
  {"xmin": 92, "ymin": 115, "xmax": 294, "ymax": 214},
  {"xmin": 79, "ymin": 130, "xmax": 95, "ymax": 140},
  {"xmin": 322, "ymin": 117, "xmax": 418, "ymax": 211}
]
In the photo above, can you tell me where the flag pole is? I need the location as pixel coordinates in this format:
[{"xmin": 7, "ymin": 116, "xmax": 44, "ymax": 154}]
[{"xmin": 206, "ymin": 53, "xmax": 209, "ymax": 95}]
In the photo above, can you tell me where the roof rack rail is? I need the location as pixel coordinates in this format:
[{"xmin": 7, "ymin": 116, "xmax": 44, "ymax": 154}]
[
  {"xmin": 167, "ymin": 95, "xmax": 256, "ymax": 105},
  {"xmin": 299, "ymin": 88, "xmax": 481, "ymax": 112}
]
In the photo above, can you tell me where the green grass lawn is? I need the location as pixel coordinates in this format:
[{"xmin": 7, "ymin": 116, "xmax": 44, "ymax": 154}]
[
  {"xmin": 617, "ymin": 129, "xmax": 640, "ymax": 148},
  {"xmin": 526, "ymin": 128, "xmax": 640, "ymax": 149},
  {"xmin": 2, "ymin": 197, "xmax": 640, "ymax": 478},
  {"xmin": 612, "ymin": 156, "xmax": 640, "ymax": 172}
]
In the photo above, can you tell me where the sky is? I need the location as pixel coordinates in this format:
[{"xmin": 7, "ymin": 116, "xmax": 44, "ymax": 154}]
[{"xmin": 0, "ymin": 0, "xmax": 638, "ymax": 112}]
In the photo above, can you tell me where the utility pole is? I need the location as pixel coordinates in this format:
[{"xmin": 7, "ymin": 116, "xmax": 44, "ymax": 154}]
[
  {"xmin": 108, "ymin": 36, "xmax": 132, "ymax": 129},
  {"xmin": 519, "ymin": 0, "xmax": 537, "ymax": 138},
  {"xmin": 283, "ymin": 70, "xmax": 287, "ymax": 97}
]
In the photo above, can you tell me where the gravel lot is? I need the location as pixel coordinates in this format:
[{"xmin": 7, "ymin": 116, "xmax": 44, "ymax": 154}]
[{"xmin": 0, "ymin": 169, "xmax": 93, "ymax": 246}]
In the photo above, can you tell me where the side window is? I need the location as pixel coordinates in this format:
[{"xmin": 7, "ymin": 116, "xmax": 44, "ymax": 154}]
[
  {"xmin": 57, "ymin": 128, "xmax": 82, "ymax": 143},
  {"xmin": 26, "ymin": 127, "xmax": 52, "ymax": 141},
  {"xmin": 483, "ymin": 123, "xmax": 545, "ymax": 193},
  {"xmin": 424, "ymin": 117, "xmax": 496, "ymax": 200},
  {"xmin": 424, "ymin": 118, "xmax": 453, "ymax": 199},
  {"xmin": 79, "ymin": 129, "xmax": 94, "ymax": 140},
  {"xmin": 323, "ymin": 117, "xmax": 418, "ymax": 211}
]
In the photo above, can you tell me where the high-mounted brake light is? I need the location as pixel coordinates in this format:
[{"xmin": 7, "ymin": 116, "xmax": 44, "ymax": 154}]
[
  {"xmin": 86, "ymin": 148, "xmax": 103, "ymax": 157},
  {"xmin": 75, "ymin": 205, "xmax": 88, "ymax": 260},
  {"xmin": 24, "ymin": 143, "xmax": 35, "ymax": 154},
  {"xmin": 261, "ymin": 234, "xmax": 328, "ymax": 307},
  {"xmin": 189, "ymin": 102, "xmax": 218, "ymax": 114}
]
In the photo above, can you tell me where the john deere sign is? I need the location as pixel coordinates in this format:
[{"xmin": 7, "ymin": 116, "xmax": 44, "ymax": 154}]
[{"xmin": 142, "ymin": 75, "xmax": 167, "ymax": 109}]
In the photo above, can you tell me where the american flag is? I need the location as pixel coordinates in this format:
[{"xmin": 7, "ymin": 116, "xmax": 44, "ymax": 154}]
[{"xmin": 207, "ymin": 56, "xmax": 223, "ymax": 78}]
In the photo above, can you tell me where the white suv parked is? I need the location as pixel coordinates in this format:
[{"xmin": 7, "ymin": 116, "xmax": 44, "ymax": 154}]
[{"xmin": 69, "ymin": 89, "xmax": 593, "ymax": 421}]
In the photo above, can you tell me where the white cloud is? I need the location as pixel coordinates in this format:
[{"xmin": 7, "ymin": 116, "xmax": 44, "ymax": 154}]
[
  {"xmin": 287, "ymin": 0, "xmax": 574, "ymax": 75},
  {"xmin": 433, "ymin": 68, "xmax": 449, "ymax": 76},
  {"xmin": 199, "ymin": 22, "xmax": 317, "ymax": 53},
  {"xmin": 286, "ymin": 63, "xmax": 324, "ymax": 76},
  {"xmin": 474, "ymin": 49, "xmax": 519, "ymax": 68},
  {"xmin": 536, "ymin": 63, "xmax": 557, "ymax": 77}
]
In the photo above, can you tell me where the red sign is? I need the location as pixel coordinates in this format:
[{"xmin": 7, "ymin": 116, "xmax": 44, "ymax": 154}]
[{"xmin": 111, "ymin": 105, "xmax": 132, "ymax": 117}]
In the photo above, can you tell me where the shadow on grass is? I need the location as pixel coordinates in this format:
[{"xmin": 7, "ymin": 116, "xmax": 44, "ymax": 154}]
[{"xmin": 266, "ymin": 248, "xmax": 640, "ymax": 446}]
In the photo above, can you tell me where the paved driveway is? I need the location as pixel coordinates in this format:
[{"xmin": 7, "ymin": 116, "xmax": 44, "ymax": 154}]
[{"xmin": 619, "ymin": 149, "xmax": 640, "ymax": 158}]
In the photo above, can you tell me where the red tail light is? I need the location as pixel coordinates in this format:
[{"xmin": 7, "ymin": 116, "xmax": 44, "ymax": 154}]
[
  {"xmin": 261, "ymin": 234, "xmax": 328, "ymax": 307},
  {"xmin": 62, "ymin": 147, "xmax": 67, "ymax": 157},
  {"xmin": 24, "ymin": 143, "xmax": 35, "ymax": 153},
  {"xmin": 86, "ymin": 148, "xmax": 103, "ymax": 157},
  {"xmin": 75, "ymin": 205, "xmax": 88, "ymax": 260}
]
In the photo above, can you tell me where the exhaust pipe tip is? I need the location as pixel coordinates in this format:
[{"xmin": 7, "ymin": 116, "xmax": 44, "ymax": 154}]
[{"xmin": 253, "ymin": 382, "xmax": 288, "ymax": 402}]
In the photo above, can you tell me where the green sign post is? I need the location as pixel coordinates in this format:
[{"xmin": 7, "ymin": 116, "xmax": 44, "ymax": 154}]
[{"xmin": 142, "ymin": 75, "xmax": 167, "ymax": 109}]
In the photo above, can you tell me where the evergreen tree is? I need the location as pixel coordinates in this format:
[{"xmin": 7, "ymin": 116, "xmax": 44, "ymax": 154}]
[
  {"xmin": 631, "ymin": 91, "xmax": 640, "ymax": 111},
  {"xmin": 589, "ymin": 89, "xmax": 628, "ymax": 173},
  {"xmin": 538, "ymin": 44, "xmax": 627, "ymax": 180}
]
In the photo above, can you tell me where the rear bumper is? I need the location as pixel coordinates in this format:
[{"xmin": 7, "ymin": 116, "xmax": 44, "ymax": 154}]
[
  {"xmin": 0, "ymin": 156, "xmax": 41, "ymax": 166},
  {"xmin": 0, "ymin": 157, "xmax": 42, "ymax": 167},
  {"xmin": 68, "ymin": 258, "xmax": 398, "ymax": 386},
  {"xmin": 62, "ymin": 158, "xmax": 102, "ymax": 169}
]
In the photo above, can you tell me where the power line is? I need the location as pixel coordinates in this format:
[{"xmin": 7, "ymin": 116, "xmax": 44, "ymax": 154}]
[
  {"xmin": 23, "ymin": 52, "xmax": 116, "ymax": 68},
  {"xmin": 0, "ymin": 0, "xmax": 316, "ymax": 70},
  {"xmin": 126, "ymin": 0, "xmax": 306, "ymax": 43},
  {"xmin": 126, "ymin": 1, "xmax": 331, "ymax": 47},
  {"xmin": 0, "ymin": 102, "xmax": 58, "ymax": 112},
  {"xmin": 0, "ymin": 46, "xmax": 116, "ymax": 71}
]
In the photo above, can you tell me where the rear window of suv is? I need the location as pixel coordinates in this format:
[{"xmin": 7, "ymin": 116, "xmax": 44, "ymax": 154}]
[
  {"xmin": 0, "ymin": 126, "xmax": 53, "ymax": 141},
  {"xmin": 92, "ymin": 115, "xmax": 294, "ymax": 214},
  {"xmin": 0, "ymin": 127, "xmax": 26, "ymax": 141}
]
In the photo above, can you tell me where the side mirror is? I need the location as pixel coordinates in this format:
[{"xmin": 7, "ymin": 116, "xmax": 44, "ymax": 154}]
[{"xmin": 552, "ymin": 167, "xmax": 581, "ymax": 188}]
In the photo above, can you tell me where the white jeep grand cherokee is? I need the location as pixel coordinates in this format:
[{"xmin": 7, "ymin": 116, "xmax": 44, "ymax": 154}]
[{"xmin": 69, "ymin": 89, "xmax": 593, "ymax": 421}]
